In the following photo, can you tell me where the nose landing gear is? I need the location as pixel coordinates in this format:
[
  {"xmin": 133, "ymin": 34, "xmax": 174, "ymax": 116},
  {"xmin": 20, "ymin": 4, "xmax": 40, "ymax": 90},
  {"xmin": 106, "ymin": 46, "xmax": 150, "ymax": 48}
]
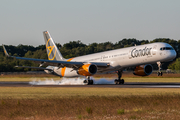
[
  {"xmin": 157, "ymin": 61, "xmax": 163, "ymax": 76},
  {"xmin": 114, "ymin": 70, "xmax": 124, "ymax": 85}
]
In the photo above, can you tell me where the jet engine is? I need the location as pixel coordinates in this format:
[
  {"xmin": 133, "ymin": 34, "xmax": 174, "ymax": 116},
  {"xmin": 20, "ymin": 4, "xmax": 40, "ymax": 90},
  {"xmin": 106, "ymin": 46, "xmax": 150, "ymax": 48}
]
[
  {"xmin": 77, "ymin": 64, "xmax": 97, "ymax": 76},
  {"xmin": 133, "ymin": 64, "xmax": 153, "ymax": 76}
]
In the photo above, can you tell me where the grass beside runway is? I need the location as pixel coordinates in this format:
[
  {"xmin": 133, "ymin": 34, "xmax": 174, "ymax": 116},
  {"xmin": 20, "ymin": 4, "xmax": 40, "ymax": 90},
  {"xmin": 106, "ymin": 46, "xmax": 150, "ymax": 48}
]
[
  {"xmin": 0, "ymin": 87, "xmax": 180, "ymax": 99},
  {"xmin": 1, "ymin": 87, "xmax": 180, "ymax": 119},
  {"xmin": 1, "ymin": 74, "xmax": 180, "ymax": 119}
]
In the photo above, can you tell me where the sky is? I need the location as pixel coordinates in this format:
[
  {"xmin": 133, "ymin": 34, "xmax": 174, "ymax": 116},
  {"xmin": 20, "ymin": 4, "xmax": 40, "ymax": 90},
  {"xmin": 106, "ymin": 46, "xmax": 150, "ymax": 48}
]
[{"xmin": 0, "ymin": 0, "xmax": 180, "ymax": 46}]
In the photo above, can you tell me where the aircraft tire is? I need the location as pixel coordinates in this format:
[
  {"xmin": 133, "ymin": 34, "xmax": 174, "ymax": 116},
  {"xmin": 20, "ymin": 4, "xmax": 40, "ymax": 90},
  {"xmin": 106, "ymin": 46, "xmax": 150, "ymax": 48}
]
[
  {"xmin": 88, "ymin": 80, "xmax": 90, "ymax": 85},
  {"xmin": 160, "ymin": 72, "xmax": 163, "ymax": 76},
  {"xmin": 116, "ymin": 79, "xmax": 120, "ymax": 85},
  {"xmin": 90, "ymin": 80, "xmax": 94, "ymax": 85},
  {"xmin": 114, "ymin": 79, "xmax": 118, "ymax": 84},
  {"xmin": 114, "ymin": 79, "xmax": 125, "ymax": 85},
  {"xmin": 157, "ymin": 72, "xmax": 160, "ymax": 76},
  {"xmin": 121, "ymin": 79, "xmax": 124, "ymax": 84},
  {"xmin": 87, "ymin": 80, "xmax": 93, "ymax": 85},
  {"xmin": 157, "ymin": 72, "xmax": 163, "ymax": 76},
  {"xmin": 83, "ymin": 80, "xmax": 88, "ymax": 84}
]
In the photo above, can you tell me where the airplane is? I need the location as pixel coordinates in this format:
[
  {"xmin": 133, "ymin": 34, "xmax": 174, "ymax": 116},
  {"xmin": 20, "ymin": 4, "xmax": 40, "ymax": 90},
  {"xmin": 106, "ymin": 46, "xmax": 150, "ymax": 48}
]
[{"xmin": 2, "ymin": 31, "xmax": 177, "ymax": 85}]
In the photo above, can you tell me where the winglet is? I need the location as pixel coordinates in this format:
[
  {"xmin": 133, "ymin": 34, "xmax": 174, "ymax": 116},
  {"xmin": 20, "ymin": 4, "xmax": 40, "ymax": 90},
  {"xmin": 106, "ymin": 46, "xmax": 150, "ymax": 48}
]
[{"xmin": 2, "ymin": 44, "xmax": 10, "ymax": 57}]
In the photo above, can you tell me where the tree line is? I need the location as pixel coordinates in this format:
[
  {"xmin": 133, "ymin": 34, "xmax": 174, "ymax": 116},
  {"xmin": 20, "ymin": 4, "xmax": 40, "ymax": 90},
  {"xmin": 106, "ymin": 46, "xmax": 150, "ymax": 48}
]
[{"xmin": 0, "ymin": 38, "xmax": 180, "ymax": 72}]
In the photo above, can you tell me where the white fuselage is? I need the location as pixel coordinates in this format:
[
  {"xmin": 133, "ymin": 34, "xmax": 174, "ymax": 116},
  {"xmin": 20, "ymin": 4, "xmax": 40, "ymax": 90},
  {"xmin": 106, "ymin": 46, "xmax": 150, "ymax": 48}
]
[{"xmin": 49, "ymin": 42, "xmax": 176, "ymax": 77}]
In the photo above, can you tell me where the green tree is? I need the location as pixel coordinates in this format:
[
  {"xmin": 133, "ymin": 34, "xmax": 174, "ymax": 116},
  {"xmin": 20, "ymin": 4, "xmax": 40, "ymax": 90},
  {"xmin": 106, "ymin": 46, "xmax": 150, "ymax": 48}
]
[{"xmin": 168, "ymin": 58, "xmax": 180, "ymax": 70}]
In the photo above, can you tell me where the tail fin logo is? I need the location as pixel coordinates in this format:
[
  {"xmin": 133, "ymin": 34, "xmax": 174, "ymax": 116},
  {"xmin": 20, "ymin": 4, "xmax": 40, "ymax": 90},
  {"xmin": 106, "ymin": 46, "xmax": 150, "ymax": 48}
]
[
  {"xmin": 43, "ymin": 31, "xmax": 64, "ymax": 60},
  {"xmin": 46, "ymin": 38, "xmax": 57, "ymax": 60}
]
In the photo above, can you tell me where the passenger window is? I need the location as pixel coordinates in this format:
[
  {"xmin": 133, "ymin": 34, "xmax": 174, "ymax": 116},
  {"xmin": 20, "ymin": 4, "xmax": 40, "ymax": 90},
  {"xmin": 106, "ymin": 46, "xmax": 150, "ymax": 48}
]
[{"xmin": 166, "ymin": 47, "xmax": 173, "ymax": 50}]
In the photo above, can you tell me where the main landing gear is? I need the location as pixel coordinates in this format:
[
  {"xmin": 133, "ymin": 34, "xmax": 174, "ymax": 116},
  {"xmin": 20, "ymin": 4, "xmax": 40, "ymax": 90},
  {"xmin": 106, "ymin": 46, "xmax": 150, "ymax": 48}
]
[
  {"xmin": 114, "ymin": 70, "xmax": 124, "ymax": 85},
  {"xmin": 157, "ymin": 61, "xmax": 163, "ymax": 76},
  {"xmin": 83, "ymin": 76, "xmax": 94, "ymax": 85}
]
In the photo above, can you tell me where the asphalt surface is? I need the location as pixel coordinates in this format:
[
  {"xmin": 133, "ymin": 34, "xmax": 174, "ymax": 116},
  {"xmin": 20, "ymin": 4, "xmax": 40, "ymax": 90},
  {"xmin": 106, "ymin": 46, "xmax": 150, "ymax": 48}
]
[{"xmin": 1, "ymin": 82, "xmax": 180, "ymax": 88}]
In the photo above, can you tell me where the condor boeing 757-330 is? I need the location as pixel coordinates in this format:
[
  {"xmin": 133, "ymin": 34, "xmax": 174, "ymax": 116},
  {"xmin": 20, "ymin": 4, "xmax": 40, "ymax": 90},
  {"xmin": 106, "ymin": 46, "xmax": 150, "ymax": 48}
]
[{"xmin": 2, "ymin": 31, "xmax": 177, "ymax": 85}]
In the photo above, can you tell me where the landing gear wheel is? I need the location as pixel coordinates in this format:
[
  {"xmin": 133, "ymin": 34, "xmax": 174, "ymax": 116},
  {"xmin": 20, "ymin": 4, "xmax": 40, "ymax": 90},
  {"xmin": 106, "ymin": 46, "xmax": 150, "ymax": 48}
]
[
  {"xmin": 157, "ymin": 72, "xmax": 160, "ymax": 76},
  {"xmin": 84, "ymin": 77, "xmax": 94, "ymax": 85},
  {"xmin": 114, "ymin": 79, "xmax": 124, "ymax": 85},
  {"xmin": 114, "ymin": 79, "xmax": 118, "ymax": 84},
  {"xmin": 157, "ymin": 72, "xmax": 163, "ymax": 76},
  {"xmin": 88, "ymin": 80, "xmax": 93, "ymax": 85},
  {"xmin": 157, "ymin": 62, "xmax": 163, "ymax": 76},
  {"xmin": 120, "ymin": 79, "xmax": 124, "ymax": 84},
  {"xmin": 83, "ymin": 80, "xmax": 88, "ymax": 84},
  {"xmin": 114, "ymin": 70, "xmax": 125, "ymax": 85}
]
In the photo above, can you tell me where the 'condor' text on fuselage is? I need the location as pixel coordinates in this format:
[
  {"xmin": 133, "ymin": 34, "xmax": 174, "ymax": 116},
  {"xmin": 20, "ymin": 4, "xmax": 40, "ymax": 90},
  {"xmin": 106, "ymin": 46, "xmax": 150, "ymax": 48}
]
[{"xmin": 131, "ymin": 47, "xmax": 152, "ymax": 58}]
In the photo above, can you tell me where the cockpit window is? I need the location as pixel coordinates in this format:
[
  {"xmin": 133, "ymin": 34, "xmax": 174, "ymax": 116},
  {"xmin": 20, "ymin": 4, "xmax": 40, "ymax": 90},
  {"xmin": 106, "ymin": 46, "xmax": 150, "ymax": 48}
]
[{"xmin": 160, "ymin": 47, "xmax": 174, "ymax": 51}]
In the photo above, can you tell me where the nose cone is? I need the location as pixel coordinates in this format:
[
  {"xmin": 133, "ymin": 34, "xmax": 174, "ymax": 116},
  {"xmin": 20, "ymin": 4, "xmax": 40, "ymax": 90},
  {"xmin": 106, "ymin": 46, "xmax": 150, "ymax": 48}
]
[{"xmin": 170, "ymin": 50, "xmax": 177, "ymax": 60}]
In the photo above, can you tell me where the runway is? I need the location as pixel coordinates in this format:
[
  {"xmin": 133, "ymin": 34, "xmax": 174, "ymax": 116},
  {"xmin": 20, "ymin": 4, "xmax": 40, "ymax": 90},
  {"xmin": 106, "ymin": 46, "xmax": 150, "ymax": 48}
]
[{"xmin": 1, "ymin": 82, "xmax": 180, "ymax": 88}]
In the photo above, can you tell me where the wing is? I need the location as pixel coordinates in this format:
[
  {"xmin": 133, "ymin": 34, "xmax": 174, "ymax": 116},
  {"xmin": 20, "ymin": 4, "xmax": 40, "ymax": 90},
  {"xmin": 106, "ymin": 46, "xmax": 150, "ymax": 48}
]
[
  {"xmin": 14, "ymin": 65, "xmax": 53, "ymax": 71},
  {"xmin": 2, "ymin": 45, "xmax": 109, "ymax": 68}
]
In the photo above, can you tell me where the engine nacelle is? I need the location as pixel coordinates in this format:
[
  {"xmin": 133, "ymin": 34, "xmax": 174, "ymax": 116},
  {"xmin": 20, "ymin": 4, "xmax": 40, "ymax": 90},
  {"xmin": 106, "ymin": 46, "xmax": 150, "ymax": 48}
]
[
  {"xmin": 77, "ymin": 64, "xmax": 97, "ymax": 76},
  {"xmin": 133, "ymin": 64, "xmax": 153, "ymax": 76}
]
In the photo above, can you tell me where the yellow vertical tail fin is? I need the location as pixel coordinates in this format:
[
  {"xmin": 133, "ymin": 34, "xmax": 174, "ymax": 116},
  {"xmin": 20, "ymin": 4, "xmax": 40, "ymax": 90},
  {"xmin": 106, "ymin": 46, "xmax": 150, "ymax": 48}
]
[{"xmin": 43, "ymin": 31, "xmax": 64, "ymax": 61}]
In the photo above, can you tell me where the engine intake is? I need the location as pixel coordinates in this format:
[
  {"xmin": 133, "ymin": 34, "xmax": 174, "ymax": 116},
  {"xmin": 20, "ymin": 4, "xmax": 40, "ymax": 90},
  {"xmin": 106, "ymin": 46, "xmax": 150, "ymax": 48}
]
[
  {"xmin": 133, "ymin": 64, "xmax": 153, "ymax": 76},
  {"xmin": 78, "ymin": 64, "xmax": 97, "ymax": 76}
]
